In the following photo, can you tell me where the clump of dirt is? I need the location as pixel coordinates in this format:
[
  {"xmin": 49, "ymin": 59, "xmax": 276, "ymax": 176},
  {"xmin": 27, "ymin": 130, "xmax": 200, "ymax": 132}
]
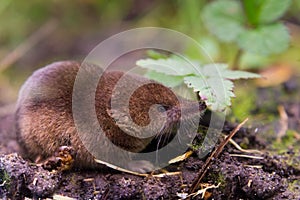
[
  {"xmin": 0, "ymin": 137, "xmax": 299, "ymax": 199},
  {"xmin": 209, "ymin": 153, "xmax": 290, "ymax": 199},
  {"xmin": 0, "ymin": 153, "xmax": 61, "ymax": 199}
]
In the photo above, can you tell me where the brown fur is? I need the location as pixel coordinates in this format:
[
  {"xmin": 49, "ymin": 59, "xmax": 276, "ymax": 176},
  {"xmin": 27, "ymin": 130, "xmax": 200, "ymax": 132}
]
[{"xmin": 16, "ymin": 61, "xmax": 204, "ymax": 170}]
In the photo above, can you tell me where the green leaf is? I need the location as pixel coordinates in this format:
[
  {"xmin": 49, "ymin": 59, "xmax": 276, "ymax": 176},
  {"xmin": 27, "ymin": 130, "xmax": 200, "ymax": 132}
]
[
  {"xmin": 145, "ymin": 70, "xmax": 184, "ymax": 87},
  {"xmin": 243, "ymin": 0, "xmax": 261, "ymax": 26},
  {"xmin": 257, "ymin": 0, "xmax": 292, "ymax": 24},
  {"xmin": 184, "ymin": 36, "xmax": 220, "ymax": 61},
  {"xmin": 243, "ymin": 0, "xmax": 291, "ymax": 25},
  {"xmin": 199, "ymin": 63, "xmax": 260, "ymax": 79},
  {"xmin": 237, "ymin": 23, "xmax": 290, "ymax": 55},
  {"xmin": 240, "ymin": 52, "xmax": 270, "ymax": 69},
  {"xmin": 184, "ymin": 63, "xmax": 260, "ymax": 111},
  {"xmin": 184, "ymin": 75, "xmax": 235, "ymax": 111},
  {"xmin": 137, "ymin": 57, "xmax": 260, "ymax": 112},
  {"xmin": 221, "ymin": 69, "xmax": 261, "ymax": 79},
  {"xmin": 146, "ymin": 50, "xmax": 168, "ymax": 60},
  {"xmin": 136, "ymin": 58, "xmax": 200, "ymax": 76},
  {"xmin": 202, "ymin": 0, "xmax": 245, "ymax": 42}
]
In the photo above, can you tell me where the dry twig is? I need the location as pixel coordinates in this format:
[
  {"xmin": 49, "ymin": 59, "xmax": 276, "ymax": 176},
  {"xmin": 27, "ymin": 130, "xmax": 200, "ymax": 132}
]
[
  {"xmin": 227, "ymin": 136, "xmax": 262, "ymax": 154},
  {"xmin": 277, "ymin": 105, "xmax": 288, "ymax": 141},
  {"xmin": 189, "ymin": 118, "xmax": 248, "ymax": 194},
  {"xmin": 94, "ymin": 158, "xmax": 181, "ymax": 177}
]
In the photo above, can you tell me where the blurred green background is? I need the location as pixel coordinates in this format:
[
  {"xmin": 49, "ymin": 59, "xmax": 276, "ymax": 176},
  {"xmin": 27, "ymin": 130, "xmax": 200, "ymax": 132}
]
[{"xmin": 0, "ymin": 0, "xmax": 300, "ymax": 106}]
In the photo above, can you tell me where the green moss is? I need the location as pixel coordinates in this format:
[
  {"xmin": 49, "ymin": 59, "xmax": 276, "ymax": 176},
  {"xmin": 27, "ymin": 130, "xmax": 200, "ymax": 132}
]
[
  {"xmin": 207, "ymin": 172, "xmax": 226, "ymax": 190},
  {"xmin": 284, "ymin": 150, "xmax": 300, "ymax": 171},
  {"xmin": 288, "ymin": 179, "xmax": 300, "ymax": 195},
  {"xmin": 0, "ymin": 169, "xmax": 11, "ymax": 190},
  {"xmin": 230, "ymin": 82, "xmax": 256, "ymax": 121},
  {"xmin": 238, "ymin": 137, "xmax": 250, "ymax": 149},
  {"xmin": 190, "ymin": 127, "xmax": 222, "ymax": 156},
  {"xmin": 271, "ymin": 130, "xmax": 300, "ymax": 171},
  {"xmin": 272, "ymin": 130, "xmax": 300, "ymax": 153}
]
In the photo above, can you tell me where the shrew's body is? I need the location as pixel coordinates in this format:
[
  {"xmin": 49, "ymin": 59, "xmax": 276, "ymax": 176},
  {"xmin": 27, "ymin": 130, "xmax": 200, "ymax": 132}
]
[{"xmin": 16, "ymin": 61, "xmax": 205, "ymax": 172}]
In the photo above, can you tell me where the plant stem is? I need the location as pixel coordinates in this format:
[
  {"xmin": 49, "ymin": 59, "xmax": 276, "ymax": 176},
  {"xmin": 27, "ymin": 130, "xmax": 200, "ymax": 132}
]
[{"xmin": 231, "ymin": 49, "xmax": 243, "ymax": 70}]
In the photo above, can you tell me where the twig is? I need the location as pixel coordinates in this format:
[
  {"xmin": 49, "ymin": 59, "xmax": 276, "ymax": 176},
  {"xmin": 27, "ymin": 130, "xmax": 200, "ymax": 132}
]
[
  {"xmin": 0, "ymin": 19, "xmax": 58, "ymax": 72},
  {"xmin": 94, "ymin": 158, "xmax": 181, "ymax": 177},
  {"xmin": 168, "ymin": 150, "xmax": 193, "ymax": 164},
  {"xmin": 53, "ymin": 194, "xmax": 76, "ymax": 200},
  {"xmin": 189, "ymin": 183, "xmax": 221, "ymax": 199},
  {"xmin": 231, "ymin": 49, "xmax": 242, "ymax": 70},
  {"xmin": 229, "ymin": 154, "xmax": 263, "ymax": 159},
  {"xmin": 277, "ymin": 105, "xmax": 288, "ymax": 142},
  {"xmin": 227, "ymin": 136, "xmax": 262, "ymax": 154},
  {"xmin": 243, "ymin": 165, "xmax": 263, "ymax": 169},
  {"xmin": 0, "ymin": 180, "xmax": 6, "ymax": 187},
  {"xmin": 189, "ymin": 118, "xmax": 248, "ymax": 194}
]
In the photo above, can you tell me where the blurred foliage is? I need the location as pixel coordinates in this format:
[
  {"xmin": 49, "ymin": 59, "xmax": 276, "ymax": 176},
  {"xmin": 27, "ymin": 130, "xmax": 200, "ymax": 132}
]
[
  {"xmin": 272, "ymin": 130, "xmax": 300, "ymax": 153},
  {"xmin": 202, "ymin": 0, "xmax": 291, "ymax": 68},
  {"xmin": 1, "ymin": 0, "xmax": 299, "ymax": 66},
  {"xmin": 0, "ymin": 0, "xmax": 132, "ymax": 48},
  {"xmin": 0, "ymin": 0, "xmax": 300, "ymax": 103}
]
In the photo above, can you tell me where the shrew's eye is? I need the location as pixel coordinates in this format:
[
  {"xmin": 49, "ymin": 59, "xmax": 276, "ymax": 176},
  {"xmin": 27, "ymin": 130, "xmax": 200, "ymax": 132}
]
[{"xmin": 156, "ymin": 104, "xmax": 170, "ymax": 112}]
